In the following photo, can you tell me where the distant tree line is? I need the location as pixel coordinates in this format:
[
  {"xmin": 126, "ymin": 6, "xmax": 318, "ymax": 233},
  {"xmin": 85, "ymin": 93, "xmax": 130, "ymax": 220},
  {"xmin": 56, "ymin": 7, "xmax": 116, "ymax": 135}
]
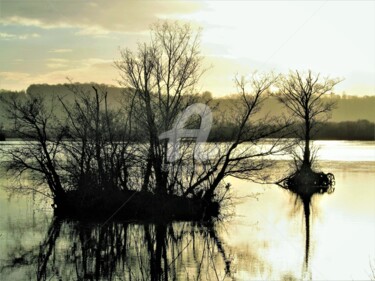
[
  {"xmin": 1, "ymin": 117, "xmax": 373, "ymax": 141},
  {"xmin": 208, "ymin": 120, "xmax": 374, "ymax": 141},
  {"xmin": 314, "ymin": 120, "xmax": 374, "ymax": 140},
  {"xmin": 0, "ymin": 124, "xmax": 5, "ymax": 141},
  {"xmin": 1, "ymin": 86, "xmax": 375, "ymax": 126},
  {"xmin": 0, "ymin": 92, "xmax": 375, "ymax": 142}
]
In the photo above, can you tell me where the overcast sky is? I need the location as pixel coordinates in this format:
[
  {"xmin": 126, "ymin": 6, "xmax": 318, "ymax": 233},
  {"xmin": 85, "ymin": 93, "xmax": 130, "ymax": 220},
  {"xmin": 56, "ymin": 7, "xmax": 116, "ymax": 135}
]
[{"xmin": 0, "ymin": 0, "xmax": 374, "ymax": 96}]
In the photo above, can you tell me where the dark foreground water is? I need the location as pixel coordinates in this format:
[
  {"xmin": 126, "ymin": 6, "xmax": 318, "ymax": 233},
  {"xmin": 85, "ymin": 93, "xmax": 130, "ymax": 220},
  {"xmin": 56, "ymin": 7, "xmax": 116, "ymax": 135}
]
[{"xmin": 0, "ymin": 141, "xmax": 374, "ymax": 280}]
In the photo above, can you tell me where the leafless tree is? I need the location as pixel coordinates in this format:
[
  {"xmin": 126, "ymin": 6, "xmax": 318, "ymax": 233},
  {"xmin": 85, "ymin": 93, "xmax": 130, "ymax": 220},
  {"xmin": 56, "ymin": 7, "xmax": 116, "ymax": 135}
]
[
  {"xmin": 58, "ymin": 83, "xmax": 136, "ymax": 192},
  {"xmin": 0, "ymin": 84, "xmax": 136, "ymax": 205},
  {"xmin": 115, "ymin": 21, "xmax": 292, "ymax": 201},
  {"xmin": 276, "ymin": 70, "xmax": 342, "ymax": 169},
  {"xmin": 0, "ymin": 93, "xmax": 67, "ymax": 203},
  {"xmin": 115, "ymin": 21, "xmax": 204, "ymax": 194},
  {"xmin": 183, "ymin": 73, "xmax": 292, "ymax": 201}
]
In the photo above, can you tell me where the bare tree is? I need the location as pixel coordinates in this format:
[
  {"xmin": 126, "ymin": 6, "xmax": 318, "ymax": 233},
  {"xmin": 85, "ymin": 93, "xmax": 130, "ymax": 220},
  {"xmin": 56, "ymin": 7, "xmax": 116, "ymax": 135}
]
[
  {"xmin": 115, "ymin": 21, "xmax": 204, "ymax": 194},
  {"xmin": 116, "ymin": 22, "xmax": 288, "ymax": 201},
  {"xmin": 115, "ymin": 21, "xmax": 292, "ymax": 202},
  {"xmin": 0, "ymin": 84, "xmax": 137, "ymax": 206},
  {"xmin": 0, "ymin": 93, "xmax": 67, "ymax": 204},
  {"xmin": 183, "ymin": 73, "xmax": 292, "ymax": 201},
  {"xmin": 276, "ymin": 70, "xmax": 342, "ymax": 169},
  {"xmin": 58, "ymin": 83, "xmax": 135, "ymax": 192}
]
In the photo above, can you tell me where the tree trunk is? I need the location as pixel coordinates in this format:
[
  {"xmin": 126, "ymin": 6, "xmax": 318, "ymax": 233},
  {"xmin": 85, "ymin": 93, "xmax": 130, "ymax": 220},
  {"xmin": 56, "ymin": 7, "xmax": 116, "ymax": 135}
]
[
  {"xmin": 303, "ymin": 117, "xmax": 311, "ymax": 168},
  {"xmin": 144, "ymin": 92, "xmax": 167, "ymax": 194},
  {"xmin": 142, "ymin": 153, "xmax": 153, "ymax": 192},
  {"xmin": 94, "ymin": 88, "xmax": 104, "ymax": 187}
]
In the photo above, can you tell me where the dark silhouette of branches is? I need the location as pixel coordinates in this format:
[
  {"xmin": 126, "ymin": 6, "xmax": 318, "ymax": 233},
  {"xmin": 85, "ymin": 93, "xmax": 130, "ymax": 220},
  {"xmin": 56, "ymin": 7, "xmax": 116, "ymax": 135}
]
[
  {"xmin": 0, "ymin": 93, "xmax": 67, "ymax": 202},
  {"xmin": 276, "ymin": 70, "xmax": 342, "ymax": 168}
]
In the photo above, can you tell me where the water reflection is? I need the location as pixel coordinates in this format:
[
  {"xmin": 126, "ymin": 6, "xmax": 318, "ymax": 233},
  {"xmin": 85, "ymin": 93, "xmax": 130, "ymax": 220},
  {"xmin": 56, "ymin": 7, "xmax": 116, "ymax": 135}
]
[
  {"xmin": 279, "ymin": 180, "xmax": 335, "ymax": 280},
  {"xmin": 1, "ymin": 217, "xmax": 237, "ymax": 281},
  {"xmin": 1, "ymin": 142, "xmax": 375, "ymax": 280}
]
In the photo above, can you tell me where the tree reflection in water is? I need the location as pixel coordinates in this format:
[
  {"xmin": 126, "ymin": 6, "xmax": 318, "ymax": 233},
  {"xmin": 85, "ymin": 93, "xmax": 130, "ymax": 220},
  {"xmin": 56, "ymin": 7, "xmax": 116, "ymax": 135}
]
[
  {"xmin": 282, "ymin": 182, "xmax": 335, "ymax": 280},
  {"xmin": 1, "ymin": 217, "xmax": 236, "ymax": 281}
]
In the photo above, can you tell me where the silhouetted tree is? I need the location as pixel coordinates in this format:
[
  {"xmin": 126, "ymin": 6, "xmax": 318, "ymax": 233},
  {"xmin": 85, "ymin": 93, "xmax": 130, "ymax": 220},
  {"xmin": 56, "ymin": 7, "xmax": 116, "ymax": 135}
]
[
  {"xmin": 58, "ymin": 83, "xmax": 135, "ymax": 192},
  {"xmin": 276, "ymin": 70, "xmax": 342, "ymax": 169},
  {"xmin": 186, "ymin": 74, "xmax": 292, "ymax": 201},
  {"xmin": 115, "ymin": 21, "xmax": 203, "ymax": 194},
  {"xmin": 0, "ymin": 93, "xmax": 67, "ymax": 204},
  {"xmin": 116, "ymin": 22, "xmax": 291, "ymax": 201}
]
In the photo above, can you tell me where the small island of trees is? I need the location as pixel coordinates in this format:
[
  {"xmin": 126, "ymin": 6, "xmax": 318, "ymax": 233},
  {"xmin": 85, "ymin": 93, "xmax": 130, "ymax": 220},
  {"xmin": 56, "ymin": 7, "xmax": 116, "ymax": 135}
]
[{"xmin": 0, "ymin": 22, "xmax": 342, "ymax": 221}]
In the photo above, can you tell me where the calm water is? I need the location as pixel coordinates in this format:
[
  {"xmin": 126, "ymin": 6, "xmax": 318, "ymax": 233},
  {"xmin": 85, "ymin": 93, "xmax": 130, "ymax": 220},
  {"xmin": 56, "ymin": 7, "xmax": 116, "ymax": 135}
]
[{"xmin": 0, "ymin": 141, "xmax": 374, "ymax": 280}]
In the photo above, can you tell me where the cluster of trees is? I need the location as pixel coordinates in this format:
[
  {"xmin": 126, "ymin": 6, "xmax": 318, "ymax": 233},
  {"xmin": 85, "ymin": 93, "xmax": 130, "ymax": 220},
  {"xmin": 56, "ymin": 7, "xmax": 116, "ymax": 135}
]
[
  {"xmin": 315, "ymin": 120, "xmax": 374, "ymax": 140},
  {"xmin": 0, "ymin": 22, "xmax": 343, "ymax": 215},
  {"xmin": 207, "ymin": 120, "xmax": 374, "ymax": 141}
]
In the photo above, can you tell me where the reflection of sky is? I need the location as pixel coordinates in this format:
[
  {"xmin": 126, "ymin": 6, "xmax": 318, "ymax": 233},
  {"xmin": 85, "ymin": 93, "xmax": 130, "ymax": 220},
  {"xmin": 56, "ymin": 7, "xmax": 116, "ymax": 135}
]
[
  {"xmin": 314, "ymin": 140, "xmax": 375, "ymax": 162},
  {"xmin": 233, "ymin": 140, "xmax": 375, "ymax": 163},
  {"xmin": 0, "ymin": 141, "xmax": 374, "ymax": 280},
  {"xmin": 225, "ymin": 157, "xmax": 375, "ymax": 280}
]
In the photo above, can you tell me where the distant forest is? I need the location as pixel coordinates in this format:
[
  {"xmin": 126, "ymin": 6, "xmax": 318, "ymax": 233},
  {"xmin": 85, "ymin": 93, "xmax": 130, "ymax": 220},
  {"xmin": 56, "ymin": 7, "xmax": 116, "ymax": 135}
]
[
  {"xmin": 0, "ymin": 83, "xmax": 374, "ymax": 141},
  {"xmin": 208, "ymin": 120, "xmax": 374, "ymax": 141}
]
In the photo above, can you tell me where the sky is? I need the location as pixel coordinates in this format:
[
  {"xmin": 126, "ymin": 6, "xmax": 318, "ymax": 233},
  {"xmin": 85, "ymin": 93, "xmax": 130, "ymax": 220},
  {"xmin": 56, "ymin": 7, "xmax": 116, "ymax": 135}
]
[{"xmin": 0, "ymin": 0, "xmax": 374, "ymax": 96}]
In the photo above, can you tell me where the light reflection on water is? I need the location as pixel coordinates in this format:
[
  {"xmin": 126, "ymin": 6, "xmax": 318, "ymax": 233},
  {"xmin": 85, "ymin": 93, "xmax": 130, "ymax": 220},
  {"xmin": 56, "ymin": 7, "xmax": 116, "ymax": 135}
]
[
  {"xmin": 313, "ymin": 140, "xmax": 375, "ymax": 162},
  {"xmin": 0, "ymin": 141, "xmax": 374, "ymax": 280}
]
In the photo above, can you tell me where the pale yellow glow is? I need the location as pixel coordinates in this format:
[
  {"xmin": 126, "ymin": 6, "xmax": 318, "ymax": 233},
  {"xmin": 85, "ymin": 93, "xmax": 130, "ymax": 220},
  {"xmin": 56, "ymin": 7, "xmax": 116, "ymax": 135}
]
[
  {"xmin": 0, "ymin": 1, "xmax": 374, "ymax": 96},
  {"xmin": 174, "ymin": 1, "xmax": 375, "ymax": 96}
]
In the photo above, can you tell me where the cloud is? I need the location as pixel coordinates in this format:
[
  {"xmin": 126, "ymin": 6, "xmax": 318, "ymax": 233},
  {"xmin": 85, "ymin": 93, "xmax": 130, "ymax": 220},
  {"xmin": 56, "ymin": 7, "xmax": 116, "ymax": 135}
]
[
  {"xmin": 0, "ymin": 32, "xmax": 16, "ymax": 39},
  {"xmin": 0, "ymin": 71, "xmax": 31, "ymax": 81},
  {"xmin": 46, "ymin": 63, "xmax": 67, "ymax": 69},
  {"xmin": 18, "ymin": 33, "xmax": 40, "ymax": 40},
  {"xmin": 0, "ymin": 32, "xmax": 40, "ymax": 40},
  {"xmin": 0, "ymin": 1, "xmax": 202, "ymax": 33},
  {"xmin": 44, "ymin": 58, "xmax": 113, "ymax": 70},
  {"xmin": 74, "ymin": 26, "xmax": 112, "ymax": 38},
  {"xmin": 46, "ymin": 58, "xmax": 69, "ymax": 69},
  {"xmin": 49, "ymin": 48, "xmax": 72, "ymax": 53},
  {"xmin": 47, "ymin": 58, "xmax": 69, "ymax": 63}
]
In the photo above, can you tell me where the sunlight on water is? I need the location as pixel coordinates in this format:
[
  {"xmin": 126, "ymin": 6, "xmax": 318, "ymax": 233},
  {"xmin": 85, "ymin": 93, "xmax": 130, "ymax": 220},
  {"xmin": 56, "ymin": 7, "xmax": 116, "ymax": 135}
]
[
  {"xmin": 314, "ymin": 140, "xmax": 375, "ymax": 162},
  {"xmin": 227, "ymin": 158, "xmax": 375, "ymax": 280}
]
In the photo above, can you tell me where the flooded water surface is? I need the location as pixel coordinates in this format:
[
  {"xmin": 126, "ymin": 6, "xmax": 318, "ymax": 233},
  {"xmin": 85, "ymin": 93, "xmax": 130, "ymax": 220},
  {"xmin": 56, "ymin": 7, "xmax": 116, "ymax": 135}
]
[{"xmin": 0, "ymin": 141, "xmax": 374, "ymax": 280}]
